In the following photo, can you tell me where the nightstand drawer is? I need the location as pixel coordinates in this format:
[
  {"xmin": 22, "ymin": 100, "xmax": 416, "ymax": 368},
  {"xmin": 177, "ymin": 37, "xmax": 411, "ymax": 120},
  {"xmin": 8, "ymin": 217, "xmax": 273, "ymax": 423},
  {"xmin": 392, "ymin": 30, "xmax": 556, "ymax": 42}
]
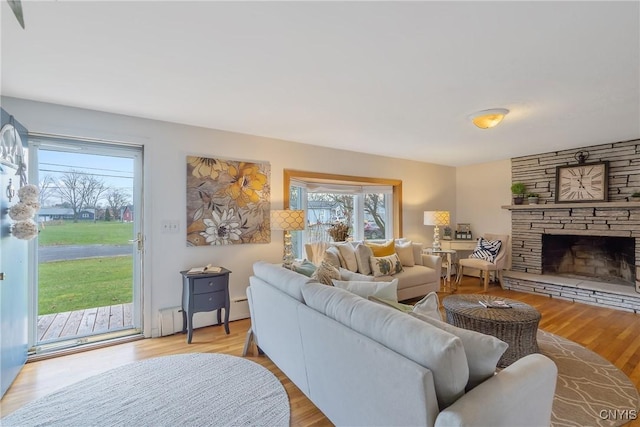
[
  {"xmin": 193, "ymin": 276, "xmax": 226, "ymax": 294},
  {"xmin": 193, "ymin": 291, "xmax": 226, "ymax": 312}
]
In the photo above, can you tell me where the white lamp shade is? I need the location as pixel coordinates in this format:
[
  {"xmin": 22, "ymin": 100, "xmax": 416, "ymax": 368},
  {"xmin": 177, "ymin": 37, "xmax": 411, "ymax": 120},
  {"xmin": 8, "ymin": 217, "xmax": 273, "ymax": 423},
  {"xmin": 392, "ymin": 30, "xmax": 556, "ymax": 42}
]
[
  {"xmin": 424, "ymin": 211, "xmax": 450, "ymax": 227},
  {"xmin": 271, "ymin": 210, "xmax": 305, "ymax": 231}
]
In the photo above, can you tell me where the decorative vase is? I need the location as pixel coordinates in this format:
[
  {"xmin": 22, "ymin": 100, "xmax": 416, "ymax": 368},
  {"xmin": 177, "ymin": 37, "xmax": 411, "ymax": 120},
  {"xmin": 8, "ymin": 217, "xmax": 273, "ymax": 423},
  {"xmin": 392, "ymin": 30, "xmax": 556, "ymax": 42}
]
[
  {"xmin": 528, "ymin": 197, "xmax": 539, "ymax": 205},
  {"xmin": 513, "ymin": 196, "xmax": 524, "ymax": 205}
]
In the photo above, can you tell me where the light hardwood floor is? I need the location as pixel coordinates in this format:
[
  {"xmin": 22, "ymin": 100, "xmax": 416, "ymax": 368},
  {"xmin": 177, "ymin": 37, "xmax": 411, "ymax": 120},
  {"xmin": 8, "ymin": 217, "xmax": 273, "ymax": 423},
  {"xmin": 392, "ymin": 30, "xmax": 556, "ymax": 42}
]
[{"xmin": 2, "ymin": 277, "xmax": 639, "ymax": 427}]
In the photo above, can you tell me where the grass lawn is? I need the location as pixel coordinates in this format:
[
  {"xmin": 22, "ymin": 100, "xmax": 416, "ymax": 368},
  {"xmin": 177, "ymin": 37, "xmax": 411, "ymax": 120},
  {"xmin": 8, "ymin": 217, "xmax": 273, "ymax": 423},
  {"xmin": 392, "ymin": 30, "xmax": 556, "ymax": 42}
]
[
  {"xmin": 38, "ymin": 256, "xmax": 133, "ymax": 315},
  {"xmin": 38, "ymin": 221, "xmax": 134, "ymax": 246}
]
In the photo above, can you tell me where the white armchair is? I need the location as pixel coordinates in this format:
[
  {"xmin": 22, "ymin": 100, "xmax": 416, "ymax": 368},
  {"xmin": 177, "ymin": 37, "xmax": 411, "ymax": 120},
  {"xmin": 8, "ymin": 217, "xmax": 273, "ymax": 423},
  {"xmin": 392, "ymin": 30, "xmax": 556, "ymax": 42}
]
[{"xmin": 456, "ymin": 233, "xmax": 510, "ymax": 291}]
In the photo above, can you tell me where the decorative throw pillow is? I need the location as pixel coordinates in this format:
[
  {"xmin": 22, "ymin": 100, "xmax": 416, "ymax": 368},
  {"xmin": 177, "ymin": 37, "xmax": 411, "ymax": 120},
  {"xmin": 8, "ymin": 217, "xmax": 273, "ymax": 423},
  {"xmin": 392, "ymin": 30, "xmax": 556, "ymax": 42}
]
[
  {"xmin": 354, "ymin": 243, "xmax": 373, "ymax": 276},
  {"xmin": 334, "ymin": 242, "xmax": 359, "ymax": 272},
  {"xmin": 410, "ymin": 312, "xmax": 508, "ymax": 390},
  {"xmin": 323, "ymin": 246, "xmax": 342, "ymax": 269},
  {"xmin": 328, "ymin": 245, "xmax": 347, "ymax": 268},
  {"xmin": 332, "ymin": 278, "xmax": 398, "ymax": 301},
  {"xmin": 412, "ymin": 292, "xmax": 442, "ymax": 321},
  {"xmin": 370, "ymin": 253, "xmax": 404, "ymax": 277},
  {"xmin": 339, "ymin": 268, "xmax": 375, "ymax": 282},
  {"xmin": 311, "ymin": 260, "xmax": 341, "ymax": 286},
  {"xmin": 292, "ymin": 260, "xmax": 317, "ymax": 277},
  {"xmin": 365, "ymin": 240, "xmax": 396, "ymax": 257},
  {"xmin": 469, "ymin": 237, "xmax": 502, "ymax": 263},
  {"xmin": 395, "ymin": 241, "xmax": 415, "ymax": 267}
]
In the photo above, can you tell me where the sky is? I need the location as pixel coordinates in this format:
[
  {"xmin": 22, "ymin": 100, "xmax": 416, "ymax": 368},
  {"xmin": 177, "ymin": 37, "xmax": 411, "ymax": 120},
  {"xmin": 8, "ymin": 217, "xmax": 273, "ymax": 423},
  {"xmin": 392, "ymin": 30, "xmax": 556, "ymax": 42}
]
[{"xmin": 38, "ymin": 149, "xmax": 134, "ymax": 207}]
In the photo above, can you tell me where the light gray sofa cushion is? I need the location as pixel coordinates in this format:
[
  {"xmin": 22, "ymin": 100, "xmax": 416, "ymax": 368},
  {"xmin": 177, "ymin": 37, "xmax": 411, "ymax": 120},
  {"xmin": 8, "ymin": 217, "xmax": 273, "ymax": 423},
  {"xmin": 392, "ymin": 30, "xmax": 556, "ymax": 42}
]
[
  {"xmin": 411, "ymin": 312, "xmax": 509, "ymax": 390},
  {"xmin": 252, "ymin": 261, "xmax": 315, "ymax": 302},
  {"xmin": 332, "ymin": 278, "xmax": 398, "ymax": 301},
  {"xmin": 301, "ymin": 282, "xmax": 469, "ymax": 409}
]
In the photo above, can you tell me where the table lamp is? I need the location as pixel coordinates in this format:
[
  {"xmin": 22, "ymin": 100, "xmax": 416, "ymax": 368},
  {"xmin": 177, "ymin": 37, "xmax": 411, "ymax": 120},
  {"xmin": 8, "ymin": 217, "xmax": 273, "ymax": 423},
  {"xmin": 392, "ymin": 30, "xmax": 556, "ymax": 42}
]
[
  {"xmin": 271, "ymin": 209, "xmax": 305, "ymax": 269},
  {"xmin": 424, "ymin": 211, "xmax": 450, "ymax": 250}
]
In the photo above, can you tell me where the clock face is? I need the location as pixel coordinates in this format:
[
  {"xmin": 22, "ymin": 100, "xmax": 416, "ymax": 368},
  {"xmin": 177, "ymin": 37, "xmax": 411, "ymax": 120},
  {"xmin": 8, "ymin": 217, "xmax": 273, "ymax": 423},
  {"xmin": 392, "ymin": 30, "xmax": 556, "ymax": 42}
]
[{"xmin": 555, "ymin": 162, "xmax": 608, "ymax": 202}]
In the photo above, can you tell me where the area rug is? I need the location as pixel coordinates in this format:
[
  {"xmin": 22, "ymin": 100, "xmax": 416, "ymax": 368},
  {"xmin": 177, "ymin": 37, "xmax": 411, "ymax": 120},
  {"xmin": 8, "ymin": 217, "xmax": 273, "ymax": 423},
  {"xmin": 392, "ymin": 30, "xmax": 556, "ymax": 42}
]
[
  {"xmin": 538, "ymin": 329, "xmax": 640, "ymax": 427},
  {"xmin": 1, "ymin": 353, "xmax": 290, "ymax": 427}
]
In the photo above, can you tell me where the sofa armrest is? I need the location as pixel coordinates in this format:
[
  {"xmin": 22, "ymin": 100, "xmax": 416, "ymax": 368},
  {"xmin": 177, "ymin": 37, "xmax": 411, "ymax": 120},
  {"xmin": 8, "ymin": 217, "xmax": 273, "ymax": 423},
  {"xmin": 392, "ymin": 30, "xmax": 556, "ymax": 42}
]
[
  {"xmin": 421, "ymin": 254, "xmax": 442, "ymax": 276},
  {"xmin": 435, "ymin": 353, "xmax": 557, "ymax": 427}
]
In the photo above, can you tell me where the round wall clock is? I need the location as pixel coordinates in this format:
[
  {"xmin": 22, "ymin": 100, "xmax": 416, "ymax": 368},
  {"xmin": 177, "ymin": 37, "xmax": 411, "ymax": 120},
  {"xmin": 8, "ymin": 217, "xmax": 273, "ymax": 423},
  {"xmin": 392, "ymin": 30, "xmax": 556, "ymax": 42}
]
[{"xmin": 555, "ymin": 161, "xmax": 609, "ymax": 202}]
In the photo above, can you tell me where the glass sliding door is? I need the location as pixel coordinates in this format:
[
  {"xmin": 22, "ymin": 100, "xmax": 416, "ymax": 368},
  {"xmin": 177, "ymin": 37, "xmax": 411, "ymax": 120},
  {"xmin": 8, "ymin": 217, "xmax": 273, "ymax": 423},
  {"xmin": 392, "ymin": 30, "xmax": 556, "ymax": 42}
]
[{"xmin": 28, "ymin": 136, "xmax": 143, "ymax": 353}]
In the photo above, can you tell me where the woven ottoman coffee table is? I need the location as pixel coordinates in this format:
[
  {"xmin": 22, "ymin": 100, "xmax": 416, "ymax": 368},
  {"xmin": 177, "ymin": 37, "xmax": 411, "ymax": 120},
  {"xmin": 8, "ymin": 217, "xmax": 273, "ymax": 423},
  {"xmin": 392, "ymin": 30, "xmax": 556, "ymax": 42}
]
[{"xmin": 443, "ymin": 294, "xmax": 541, "ymax": 367}]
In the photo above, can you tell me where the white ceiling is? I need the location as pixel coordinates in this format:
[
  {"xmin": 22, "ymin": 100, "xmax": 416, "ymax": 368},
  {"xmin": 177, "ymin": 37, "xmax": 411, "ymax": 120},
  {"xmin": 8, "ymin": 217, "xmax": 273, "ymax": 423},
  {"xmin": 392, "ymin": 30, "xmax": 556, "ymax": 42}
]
[{"xmin": 1, "ymin": 1, "xmax": 639, "ymax": 166}]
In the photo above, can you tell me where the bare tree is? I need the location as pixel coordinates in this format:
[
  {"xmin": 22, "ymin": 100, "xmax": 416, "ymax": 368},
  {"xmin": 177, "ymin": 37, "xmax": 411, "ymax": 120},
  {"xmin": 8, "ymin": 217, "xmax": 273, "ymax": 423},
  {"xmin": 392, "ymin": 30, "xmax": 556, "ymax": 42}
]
[
  {"xmin": 83, "ymin": 176, "xmax": 108, "ymax": 222},
  {"xmin": 38, "ymin": 174, "xmax": 57, "ymax": 207},
  {"xmin": 106, "ymin": 188, "xmax": 130, "ymax": 221},
  {"xmin": 56, "ymin": 170, "xmax": 108, "ymax": 222},
  {"xmin": 364, "ymin": 193, "xmax": 386, "ymax": 235}
]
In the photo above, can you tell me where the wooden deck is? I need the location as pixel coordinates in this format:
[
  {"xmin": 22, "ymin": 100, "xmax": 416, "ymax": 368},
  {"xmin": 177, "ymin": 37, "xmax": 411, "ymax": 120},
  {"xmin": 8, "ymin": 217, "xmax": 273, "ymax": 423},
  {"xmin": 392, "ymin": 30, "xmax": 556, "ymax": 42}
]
[{"xmin": 37, "ymin": 303, "xmax": 134, "ymax": 342}]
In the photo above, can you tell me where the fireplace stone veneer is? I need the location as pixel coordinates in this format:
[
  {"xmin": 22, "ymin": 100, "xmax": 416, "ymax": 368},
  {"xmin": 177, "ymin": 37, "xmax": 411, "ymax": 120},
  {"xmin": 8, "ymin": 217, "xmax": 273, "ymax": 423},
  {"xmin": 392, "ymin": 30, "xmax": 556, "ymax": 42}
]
[{"xmin": 502, "ymin": 202, "xmax": 640, "ymax": 313}]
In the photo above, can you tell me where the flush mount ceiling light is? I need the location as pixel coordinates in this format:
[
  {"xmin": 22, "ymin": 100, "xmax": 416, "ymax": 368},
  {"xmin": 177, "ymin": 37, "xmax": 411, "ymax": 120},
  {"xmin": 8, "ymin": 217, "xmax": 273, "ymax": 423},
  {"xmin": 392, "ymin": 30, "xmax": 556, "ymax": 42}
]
[{"xmin": 469, "ymin": 108, "xmax": 509, "ymax": 129}]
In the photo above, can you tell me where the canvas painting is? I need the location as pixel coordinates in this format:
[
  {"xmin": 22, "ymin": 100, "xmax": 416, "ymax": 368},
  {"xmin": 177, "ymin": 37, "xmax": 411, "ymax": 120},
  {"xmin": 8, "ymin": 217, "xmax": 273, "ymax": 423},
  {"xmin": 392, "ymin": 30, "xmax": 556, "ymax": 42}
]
[{"xmin": 186, "ymin": 156, "xmax": 270, "ymax": 246}]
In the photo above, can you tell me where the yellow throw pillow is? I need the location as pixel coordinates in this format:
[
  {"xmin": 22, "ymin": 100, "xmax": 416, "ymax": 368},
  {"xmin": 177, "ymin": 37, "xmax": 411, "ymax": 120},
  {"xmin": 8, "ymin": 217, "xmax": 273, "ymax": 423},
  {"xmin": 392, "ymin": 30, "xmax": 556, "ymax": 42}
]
[{"xmin": 366, "ymin": 240, "xmax": 395, "ymax": 257}]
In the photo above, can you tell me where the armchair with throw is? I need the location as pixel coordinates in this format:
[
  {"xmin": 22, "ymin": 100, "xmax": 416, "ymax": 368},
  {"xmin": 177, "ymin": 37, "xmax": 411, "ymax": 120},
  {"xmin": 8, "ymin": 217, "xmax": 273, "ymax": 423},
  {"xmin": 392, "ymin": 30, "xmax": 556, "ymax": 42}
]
[{"xmin": 456, "ymin": 233, "xmax": 510, "ymax": 291}]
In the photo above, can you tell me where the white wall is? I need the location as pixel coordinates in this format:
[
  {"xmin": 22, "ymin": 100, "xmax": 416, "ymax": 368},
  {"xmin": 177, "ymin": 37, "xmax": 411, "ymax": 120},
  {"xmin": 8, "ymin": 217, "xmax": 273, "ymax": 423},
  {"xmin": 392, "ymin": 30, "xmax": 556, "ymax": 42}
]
[
  {"xmin": 455, "ymin": 159, "xmax": 512, "ymax": 265},
  {"xmin": 2, "ymin": 97, "xmax": 456, "ymax": 337}
]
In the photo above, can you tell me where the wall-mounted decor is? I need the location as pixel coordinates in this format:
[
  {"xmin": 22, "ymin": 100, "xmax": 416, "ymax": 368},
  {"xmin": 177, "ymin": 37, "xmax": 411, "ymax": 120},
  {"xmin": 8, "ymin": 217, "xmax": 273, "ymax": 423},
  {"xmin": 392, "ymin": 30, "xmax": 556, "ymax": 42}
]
[
  {"xmin": 186, "ymin": 156, "xmax": 270, "ymax": 246},
  {"xmin": 555, "ymin": 161, "xmax": 609, "ymax": 203}
]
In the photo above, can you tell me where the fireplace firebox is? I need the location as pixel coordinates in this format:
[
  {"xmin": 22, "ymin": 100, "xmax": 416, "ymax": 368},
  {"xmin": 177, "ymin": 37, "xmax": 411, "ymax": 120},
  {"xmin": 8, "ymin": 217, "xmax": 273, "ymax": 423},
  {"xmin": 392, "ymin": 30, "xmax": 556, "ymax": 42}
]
[{"xmin": 542, "ymin": 235, "xmax": 635, "ymax": 286}]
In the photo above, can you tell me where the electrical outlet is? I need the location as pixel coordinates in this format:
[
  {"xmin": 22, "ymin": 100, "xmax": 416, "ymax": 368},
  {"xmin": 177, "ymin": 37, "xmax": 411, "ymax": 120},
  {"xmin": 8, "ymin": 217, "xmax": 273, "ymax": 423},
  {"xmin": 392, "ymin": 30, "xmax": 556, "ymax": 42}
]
[{"xmin": 161, "ymin": 220, "xmax": 180, "ymax": 234}]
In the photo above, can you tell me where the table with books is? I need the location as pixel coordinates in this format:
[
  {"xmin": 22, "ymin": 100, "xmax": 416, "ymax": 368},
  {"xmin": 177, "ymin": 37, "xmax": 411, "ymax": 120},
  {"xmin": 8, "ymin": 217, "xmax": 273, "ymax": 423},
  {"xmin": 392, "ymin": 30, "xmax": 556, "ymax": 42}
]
[{"xmin": 442, "ymin": 294, "xmax": 541, "ymax": 367}]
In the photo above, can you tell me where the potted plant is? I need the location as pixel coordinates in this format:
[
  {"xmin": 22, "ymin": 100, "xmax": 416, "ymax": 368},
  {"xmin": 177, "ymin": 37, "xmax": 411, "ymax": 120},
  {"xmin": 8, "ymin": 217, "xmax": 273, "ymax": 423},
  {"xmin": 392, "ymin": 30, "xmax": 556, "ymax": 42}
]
[
  {"xmin": 631, "ymin": 192, "xmax": 640, "ymax": 202},
  {"xmin": 527, "ymin": 193, "xmax": 540, "ymax": 205},
  {"xmin": 511, "ymin": 183, "xmax": 527, "ymax": 205}
]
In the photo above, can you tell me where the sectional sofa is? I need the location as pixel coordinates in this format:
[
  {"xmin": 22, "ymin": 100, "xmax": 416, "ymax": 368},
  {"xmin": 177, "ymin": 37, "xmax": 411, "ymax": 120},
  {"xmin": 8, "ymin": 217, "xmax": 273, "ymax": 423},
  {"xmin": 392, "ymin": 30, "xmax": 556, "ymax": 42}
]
[{"xmin": 246, "ymin": 261, "xmax": 558, "ymax": 426}]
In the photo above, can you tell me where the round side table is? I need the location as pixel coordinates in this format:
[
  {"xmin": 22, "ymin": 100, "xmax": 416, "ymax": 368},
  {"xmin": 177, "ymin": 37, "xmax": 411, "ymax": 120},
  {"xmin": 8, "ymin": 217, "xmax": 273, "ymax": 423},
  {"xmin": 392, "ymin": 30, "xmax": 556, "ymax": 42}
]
[{"xmin": 442, "ymin": 294, "xmax": 541, "ymax": 367}]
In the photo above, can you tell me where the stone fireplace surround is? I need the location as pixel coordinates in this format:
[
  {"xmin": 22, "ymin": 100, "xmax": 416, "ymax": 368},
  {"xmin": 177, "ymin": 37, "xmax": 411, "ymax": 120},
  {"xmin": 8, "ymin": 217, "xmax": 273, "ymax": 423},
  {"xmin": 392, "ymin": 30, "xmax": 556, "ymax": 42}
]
[
  {"xmin": 502, "ymin": 202, "xmax": 640, "ymax": 313},
  {"xmin": 501, "ymin": 139, "xmax": 640, "ymax": 313}
]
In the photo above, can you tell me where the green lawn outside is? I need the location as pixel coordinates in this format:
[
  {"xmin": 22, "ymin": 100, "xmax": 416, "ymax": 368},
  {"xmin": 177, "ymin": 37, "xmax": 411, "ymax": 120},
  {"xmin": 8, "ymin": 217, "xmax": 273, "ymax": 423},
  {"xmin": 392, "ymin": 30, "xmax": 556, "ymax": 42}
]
[
  {"xmin": 38, "ymin": 221, "xmax": 134, "ymax": 246},
  {"xmin": 38, "ymin": 256, "xmax": 133, "ymax": 315}
]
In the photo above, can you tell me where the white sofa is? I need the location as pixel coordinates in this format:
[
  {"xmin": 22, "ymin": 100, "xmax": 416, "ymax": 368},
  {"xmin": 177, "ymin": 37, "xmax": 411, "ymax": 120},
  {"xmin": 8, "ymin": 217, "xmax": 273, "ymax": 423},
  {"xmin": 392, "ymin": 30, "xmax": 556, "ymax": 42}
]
[
  {"xmin": 305, "ymin": 240, "xmax": 442, "ymax": 301},
  {"xmin": 247, "ymin": 261, "xmax": 558, "ymax": 427}
]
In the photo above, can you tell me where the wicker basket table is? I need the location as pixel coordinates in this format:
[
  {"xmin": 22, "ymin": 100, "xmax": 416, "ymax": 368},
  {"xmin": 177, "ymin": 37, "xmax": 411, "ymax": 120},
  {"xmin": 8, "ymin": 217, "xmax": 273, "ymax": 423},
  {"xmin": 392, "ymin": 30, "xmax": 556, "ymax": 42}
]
[{"xmin": 443, "ymin": 294, "xmax": 541, "ymax": 367}]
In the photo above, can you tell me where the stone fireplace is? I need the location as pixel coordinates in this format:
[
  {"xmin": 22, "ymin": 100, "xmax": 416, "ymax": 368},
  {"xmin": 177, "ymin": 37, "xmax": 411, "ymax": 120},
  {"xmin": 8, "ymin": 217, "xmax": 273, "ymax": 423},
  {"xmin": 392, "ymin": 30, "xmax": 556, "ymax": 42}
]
[
  {"xmin": 500, "ymin": 140, "xmax": 640, "ymax": 313},
  {"xmin": 502, "ymin": 202, "xmax": 640, "ymax": 313},
  {"xmin": 542, "ymin": 234, "xmax": 635, "ymax": 286}
]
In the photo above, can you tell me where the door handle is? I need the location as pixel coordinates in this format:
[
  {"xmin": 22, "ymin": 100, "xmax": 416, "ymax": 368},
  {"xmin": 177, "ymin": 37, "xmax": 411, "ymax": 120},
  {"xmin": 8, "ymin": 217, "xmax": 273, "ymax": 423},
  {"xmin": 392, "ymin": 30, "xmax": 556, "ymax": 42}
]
[{"xmin": 128, "ymin": 232, "xmax": 144, "ymax": 251}]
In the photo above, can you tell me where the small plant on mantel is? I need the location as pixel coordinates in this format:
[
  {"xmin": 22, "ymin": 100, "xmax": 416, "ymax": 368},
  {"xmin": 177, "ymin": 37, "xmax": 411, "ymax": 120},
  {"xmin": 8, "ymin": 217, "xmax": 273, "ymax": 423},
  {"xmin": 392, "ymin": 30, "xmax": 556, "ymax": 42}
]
[
  {"xmin": 631, "ymin": 191, "xmax": 640, "ymax": 202},
  {"xmin": 527, "ymin": 193, "xmax": 540, "ymax": 205},
  {"xmin": 511, "ymin": 183, "xmax": 527, "ymax": 205}
]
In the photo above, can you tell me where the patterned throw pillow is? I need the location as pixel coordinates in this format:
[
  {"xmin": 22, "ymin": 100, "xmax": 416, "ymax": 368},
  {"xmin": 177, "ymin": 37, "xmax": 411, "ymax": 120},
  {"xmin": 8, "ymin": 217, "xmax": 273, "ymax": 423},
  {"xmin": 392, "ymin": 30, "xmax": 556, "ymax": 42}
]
[
  {"xmin": 311, "ymin": 260, "xmax": 341, "ymax": 286},
  {"xmin": 469, "ymin": 238, "xmax": 502, "ymax": 263},
  {"xmin": 369, "ymin": 253, "xmax": 404, "ymax": 277}
]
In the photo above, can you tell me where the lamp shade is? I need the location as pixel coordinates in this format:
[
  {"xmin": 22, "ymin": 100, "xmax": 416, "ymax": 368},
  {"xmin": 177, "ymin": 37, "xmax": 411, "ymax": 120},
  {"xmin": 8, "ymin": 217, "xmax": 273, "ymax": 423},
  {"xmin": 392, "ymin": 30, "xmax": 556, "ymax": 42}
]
[
  {"xmin": 469, "ymin": 108, "xmax": 509, "ymax": 129},
  {"xmin": 424, "ymin": 211, "xmax": 450, "ymax": 227},
  {"xmin": 271, "ymin": 210, "xmax": 305, "ymax": 231}
]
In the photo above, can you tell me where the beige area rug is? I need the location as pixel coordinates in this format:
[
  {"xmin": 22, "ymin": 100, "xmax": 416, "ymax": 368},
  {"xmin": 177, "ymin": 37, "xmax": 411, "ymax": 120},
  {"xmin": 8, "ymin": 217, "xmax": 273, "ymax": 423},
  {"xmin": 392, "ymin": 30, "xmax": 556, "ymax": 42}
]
[{"xmin": 538, "ymin": 329, "xmax": 640, "ymax": 427}]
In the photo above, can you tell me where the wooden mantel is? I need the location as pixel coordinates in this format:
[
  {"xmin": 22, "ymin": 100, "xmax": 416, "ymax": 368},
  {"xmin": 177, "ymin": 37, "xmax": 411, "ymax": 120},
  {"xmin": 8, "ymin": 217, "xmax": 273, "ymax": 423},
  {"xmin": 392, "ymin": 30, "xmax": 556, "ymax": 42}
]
[{"xmin": 501, "ymin": 202, "xmax": 640, "ymax": 210}]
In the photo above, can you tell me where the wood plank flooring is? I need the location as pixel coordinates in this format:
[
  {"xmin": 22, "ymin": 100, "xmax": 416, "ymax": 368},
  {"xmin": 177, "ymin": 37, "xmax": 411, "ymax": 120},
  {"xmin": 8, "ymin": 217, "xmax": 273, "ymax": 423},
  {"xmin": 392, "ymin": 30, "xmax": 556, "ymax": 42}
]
[
  {"xmin": 36, "ymin": 303, "xmax": 133, "ymax": 342},
  {"xmin": 2, "ymin": 278, "xmax": 639, "ymax": 426}
]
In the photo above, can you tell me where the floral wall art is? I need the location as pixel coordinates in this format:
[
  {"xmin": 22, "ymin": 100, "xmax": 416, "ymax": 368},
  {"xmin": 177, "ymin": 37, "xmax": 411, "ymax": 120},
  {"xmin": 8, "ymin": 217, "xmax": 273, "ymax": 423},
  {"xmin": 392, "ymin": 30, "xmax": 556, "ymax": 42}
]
[{"xmin": 186, "ymin": 156, "xmax": 270, "ymax": 246}]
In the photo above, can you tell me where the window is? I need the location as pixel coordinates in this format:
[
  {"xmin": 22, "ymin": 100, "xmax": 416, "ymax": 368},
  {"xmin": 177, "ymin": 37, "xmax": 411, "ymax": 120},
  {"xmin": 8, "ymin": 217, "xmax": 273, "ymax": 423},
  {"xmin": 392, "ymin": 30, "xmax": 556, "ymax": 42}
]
[{"xmin": 284, "ymin": 170, "xmax": 402, "ymax": 258}]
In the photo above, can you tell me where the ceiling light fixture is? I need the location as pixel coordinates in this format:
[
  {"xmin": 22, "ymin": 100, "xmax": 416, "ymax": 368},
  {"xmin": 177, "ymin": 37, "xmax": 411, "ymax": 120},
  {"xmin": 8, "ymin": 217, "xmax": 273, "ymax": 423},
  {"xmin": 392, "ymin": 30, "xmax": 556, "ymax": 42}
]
[{"xmin": 469, "ymin": 108, "xmax": 509, "ymax": 129}]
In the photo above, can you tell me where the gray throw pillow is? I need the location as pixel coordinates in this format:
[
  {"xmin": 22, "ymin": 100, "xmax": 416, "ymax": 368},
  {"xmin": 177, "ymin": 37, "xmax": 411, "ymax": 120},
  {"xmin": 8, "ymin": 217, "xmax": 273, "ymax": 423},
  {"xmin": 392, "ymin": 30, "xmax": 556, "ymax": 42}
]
[{"xmin": 410, "ymin": 312, "xmax": 508, "ymax": 390}]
